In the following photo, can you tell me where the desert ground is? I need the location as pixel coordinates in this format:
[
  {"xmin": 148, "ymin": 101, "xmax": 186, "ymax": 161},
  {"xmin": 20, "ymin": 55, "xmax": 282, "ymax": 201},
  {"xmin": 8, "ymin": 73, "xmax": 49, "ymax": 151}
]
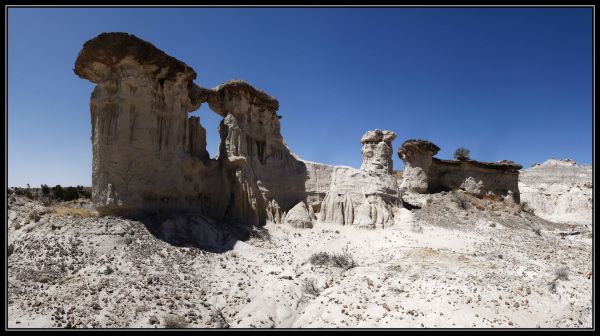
[{"xmin": 7, "ymin": 185, "xmax": 592, "ymax": 328}]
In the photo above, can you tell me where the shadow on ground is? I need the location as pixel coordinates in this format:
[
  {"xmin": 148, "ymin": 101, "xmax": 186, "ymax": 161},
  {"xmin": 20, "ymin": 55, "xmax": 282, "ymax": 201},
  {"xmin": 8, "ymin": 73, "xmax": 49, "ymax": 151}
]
[{"xmin": 129, "ymin": 211, "xmax": 256, "ymax": 253}]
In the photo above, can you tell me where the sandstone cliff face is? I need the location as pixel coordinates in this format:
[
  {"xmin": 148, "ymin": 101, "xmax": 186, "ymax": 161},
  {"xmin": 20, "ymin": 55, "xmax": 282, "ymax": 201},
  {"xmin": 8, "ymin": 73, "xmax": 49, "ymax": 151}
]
[
  {"xmin": 202, "ymin": 80, "xmax": 308, "ymax": 226},
  {"xmin": 519, "ymin": 159, "xmax": 592, "ymax": 225},
  {"xmin": 77, "ymin": 33, "xmax": 530, "ymax": 231},
  {"xmin": 317, "ymin": 167, "xmax": 400, "ymax": 228},
  {"xmin": 75, "ymin": 33, "xmax": 307, "ymax": 225},
  {"xmin": 75, "ymin": 33, "xmax": 207, "ymax": 215},
  {"xmin": 429, "ymin": 158, "xmax": 522, "ymax": 202},
  {"xmin": 398, "ymin": 140, "xmax": 521, "ymax": 202},
  {"xmin": 303, "ymin": 161, "xmax": 336, "ymax": 213}
]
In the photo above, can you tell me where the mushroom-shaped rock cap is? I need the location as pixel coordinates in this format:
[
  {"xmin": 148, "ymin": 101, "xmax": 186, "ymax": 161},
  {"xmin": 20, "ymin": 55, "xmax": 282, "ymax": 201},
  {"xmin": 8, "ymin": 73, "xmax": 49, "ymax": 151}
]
[
  {"xmin": 204, "ymin": 79, "xmax": 279, "ymax": 116},
  {"xmin": 382, "ymin": 131, "xmax": 397, "ymax": 142},
  {"xmin": 74, "ymin": 32, "xmax": 197, "ymax": 83},
  {"xmin": 398, "ymin": 139, "xmax": 440, "ymax": 158},
  {"xmin": 360, "ymin": 130, "xmax": 397, "ymax": 144}
]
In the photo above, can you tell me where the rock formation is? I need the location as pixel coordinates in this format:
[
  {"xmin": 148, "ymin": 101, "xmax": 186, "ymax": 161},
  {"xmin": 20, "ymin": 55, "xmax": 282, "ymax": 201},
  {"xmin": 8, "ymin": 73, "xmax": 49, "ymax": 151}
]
[
  {"xmin": 202, "ymin": 80, "xmax": 308, "ymax": 227},
  {"xmin": 398, "ymin": 139, "xmax": 521, "ymax": 202},
  {"xmin": 284, "ymin": 202, "xmax": 313, "ymax": 228},
  {"xmin": 313, "ymin": 130, "xmax": 402, "ymax": 228},
  {"xmin": 74, "ymin": 32, "xmax": 206, "ymax": 216},
  {"xmin": 398, "ymin": 140, "xmax": 440, "ymax": 194},
  {"xmin": 75, "ymin": 32, "xmax": 307, "ymax": 225},
  {"xmin": 428, "ymin": 158, "xmax": 522, "ymax": 202},
  {"xmin": 75, "ymin": 32, "xmax": 530, "ymax": 231},
  {"xmin": 303, "ymin": 160, "xmax": 336, "ymax": 213},
  {"xmin": 360, "ymin": 129, "xmax": 396, "ymax": 174},
  {"xmin": 519, "ymin": 159, "xmax": 592, "ymax": 224}
]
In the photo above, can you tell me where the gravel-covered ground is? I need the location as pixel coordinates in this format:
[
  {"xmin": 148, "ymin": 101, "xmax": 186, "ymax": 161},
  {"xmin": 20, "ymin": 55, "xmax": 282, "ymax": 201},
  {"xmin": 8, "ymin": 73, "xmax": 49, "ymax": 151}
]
[{"xmin": 7, "ymin": 192, "xmax": 593, "ymax": 328}]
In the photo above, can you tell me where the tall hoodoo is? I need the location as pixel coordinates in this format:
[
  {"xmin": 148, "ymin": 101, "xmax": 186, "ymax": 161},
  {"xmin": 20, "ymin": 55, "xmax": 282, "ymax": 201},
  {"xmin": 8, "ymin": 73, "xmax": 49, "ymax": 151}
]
[
  {"xmin": 360, "ymin": 129, "xmax": 397, "ymax": 174},
  {"xmin": 316, "ymin": 130, "xmax": 402, "ymax": 228},
  {"xmin": 201, "ymin": 80, "xmax": 308, "ymax": 226},
  {"xmin": 398, "ymin": 139, "xmax": 440, "ymax": 194},
  {"xmin": 74, "ymin": 32, "xmax": 206, "ymax": 215}
]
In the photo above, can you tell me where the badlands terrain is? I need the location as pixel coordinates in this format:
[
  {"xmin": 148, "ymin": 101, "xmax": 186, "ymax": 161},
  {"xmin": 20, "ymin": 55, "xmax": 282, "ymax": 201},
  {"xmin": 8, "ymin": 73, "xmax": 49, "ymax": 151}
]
[
  {"xmin": 7, "ymin": 32, "xmax": 593, "ymax": 329},
  {"xmin": 7, "ymin": 165, "xmax": 593, "ymax": 328},
  {"xmin": 520, "ymin": 159, "xmax": 593, "ymax": 225}
]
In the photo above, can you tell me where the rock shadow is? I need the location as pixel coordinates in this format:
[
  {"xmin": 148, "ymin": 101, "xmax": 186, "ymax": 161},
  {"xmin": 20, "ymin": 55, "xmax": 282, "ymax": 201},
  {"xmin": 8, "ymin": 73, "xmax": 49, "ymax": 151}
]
[{"xmin": 130, "ymin": 210, "xmax": 252, "ymax": 253}]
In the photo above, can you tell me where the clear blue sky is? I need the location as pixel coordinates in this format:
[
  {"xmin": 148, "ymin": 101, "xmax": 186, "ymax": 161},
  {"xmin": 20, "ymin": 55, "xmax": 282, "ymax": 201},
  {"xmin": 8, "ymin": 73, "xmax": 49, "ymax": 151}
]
[{"xmin": 8, "ymin": 7, "xmax": 593, "ymax": 187}]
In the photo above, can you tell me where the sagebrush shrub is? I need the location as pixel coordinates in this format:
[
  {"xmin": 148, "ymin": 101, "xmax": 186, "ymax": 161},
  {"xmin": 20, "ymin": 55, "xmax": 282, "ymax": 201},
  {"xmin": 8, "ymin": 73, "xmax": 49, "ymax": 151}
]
[
  {"xmin": 454, "ymin": 147, "xmax": 471, "ymax": 160},
  {"xmin": 302, "ymin": 278, "xmax": 320, "ymax": 296}
]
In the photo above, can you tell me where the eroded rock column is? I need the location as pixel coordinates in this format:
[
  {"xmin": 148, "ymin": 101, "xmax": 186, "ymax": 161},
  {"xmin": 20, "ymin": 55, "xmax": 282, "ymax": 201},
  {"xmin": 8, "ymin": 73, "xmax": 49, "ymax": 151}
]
[
  {"xmin": 202, "ymin": 80, "xmax": 308, "ymax": 227},
  {"xmin": 360, "ymin": 129, "xmax": 397, "ymax": 174},
  {"xmin": 318, "ymin": 130, "xmax": 401, "ymax": 228},
  {"xmin": 75, "ymin": 32, "xmax": 207, "ymax": 215},
  {"xmin": 398, "ymin": 139, "xmax": 440, "ymax": 194}
]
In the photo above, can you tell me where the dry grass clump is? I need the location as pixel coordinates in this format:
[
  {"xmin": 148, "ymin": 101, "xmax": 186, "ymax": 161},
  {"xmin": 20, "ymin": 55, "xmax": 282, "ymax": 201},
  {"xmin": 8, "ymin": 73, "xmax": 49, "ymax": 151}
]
[
  {"xmin": 555, "ymin": 266, "xmax": 569, "ymax": 281},
  {"xmin": 302, "ymin": 278, "xmax": 320, "ymax": 296},
  {"xmin": 28, "ymin": 209, "xmax": 41, "ymax": 222},
  {"xmin": 209, "ymin": 309, "xmax": 229, "ymax": 328},
  {"xmin": 162, "ymin": 314, "xmax": 188, "ymax": 328},
  {"xmin": 451, "ymin": 191, "xmax": 470, "ymax": 210},
  {"xmin": 308, "ymin": 247, "xmax": 357, "ymax": 270},
  {"xmin": 308, "ymin": 252, "xmax": 331, "ymax": 266},
  {"xmin": 548, "ymin": 266, "xmax": 570, "ymax": 293},
  {"xmin": 479, "ymin": 193, "xmax": 505, "ymax": 202},
  {"xmin": 521, "ymin": 202, "xmax": 535, "ymax": 215},
  {"xmin": 53, "ymin": 206, "xmax": 97, "ymax": 218}
]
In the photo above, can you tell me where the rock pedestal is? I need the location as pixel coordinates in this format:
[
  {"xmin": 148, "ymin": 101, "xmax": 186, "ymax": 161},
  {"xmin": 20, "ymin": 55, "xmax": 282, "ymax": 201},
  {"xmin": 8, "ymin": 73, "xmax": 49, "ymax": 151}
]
[{"xmin": 398, "ymin": 140, "xmax": 440, "ymax": 194}]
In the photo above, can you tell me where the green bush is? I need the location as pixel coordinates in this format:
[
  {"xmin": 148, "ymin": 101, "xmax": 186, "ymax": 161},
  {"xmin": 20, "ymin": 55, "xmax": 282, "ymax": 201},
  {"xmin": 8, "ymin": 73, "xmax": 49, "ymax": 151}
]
[
  {"xmin": 24, "ymin": 189, "xmax": 35, "ymax": 200},
  {"xmin": 454, "ymin": 147, "xmax": 471, "ymax": 161},
  {"xmin": 62, "ymin": 187, "xmax": 79, "ymax": 201},
  {"xmin": 52, "ymin": 185, "xmax": 64, "ymax": 200},
  {"xmin": 41, "ymin": 184, "xmax": 50, "ymax": 195},
  {"xmin": 77, "ymin": 185, "xmax": 91, "ymax": 199}
]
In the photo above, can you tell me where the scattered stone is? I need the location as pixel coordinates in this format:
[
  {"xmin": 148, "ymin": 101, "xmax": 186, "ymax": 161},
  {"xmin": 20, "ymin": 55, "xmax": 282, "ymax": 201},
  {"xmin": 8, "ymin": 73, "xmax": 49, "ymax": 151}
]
[{"xmin": 149, "ymin": 315, "xmax": 160, "ymax": 325}]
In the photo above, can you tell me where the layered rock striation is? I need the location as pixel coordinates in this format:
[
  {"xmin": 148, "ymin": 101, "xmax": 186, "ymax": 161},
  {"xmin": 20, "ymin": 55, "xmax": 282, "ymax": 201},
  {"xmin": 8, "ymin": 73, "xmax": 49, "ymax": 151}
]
[
  {"xmin": 75, "ymin": 33, "xmax": 307, "ymax": 225},
  {"xmin": 75, "ymin": 32, "xmax": 207, "ymax": 215},
  {"xmin": 313, "ymin": 130, "xmax": 402, "ymax": 228},
  {"xmin": 398, "ymin": 139, "xmax": 521, "ymax": 202},
  {"xmin": 398, "ymin": 140, "xmax": 440, "ymax": 194},
  {"xmin": 360, "ymin": 129, "xmax": 397, "ymax": 174},
  {"xmin": 519, "ymin": 159, "xmax": 592, "ymax": 224},
  {"xmin": 76, "ymin": 32, "xmax": 531, "ymax": 231}
]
